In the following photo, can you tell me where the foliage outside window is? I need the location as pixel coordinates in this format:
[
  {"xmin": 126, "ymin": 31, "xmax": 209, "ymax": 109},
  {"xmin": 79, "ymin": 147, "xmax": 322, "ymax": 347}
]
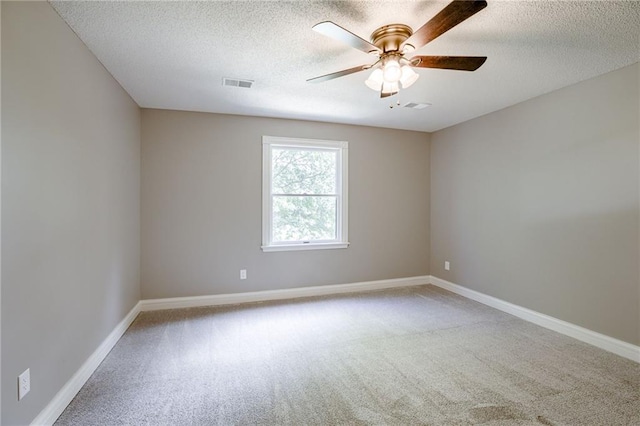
[{"xmin": 262, "ymin": 136, "xmax": 349, "ymax": 252}]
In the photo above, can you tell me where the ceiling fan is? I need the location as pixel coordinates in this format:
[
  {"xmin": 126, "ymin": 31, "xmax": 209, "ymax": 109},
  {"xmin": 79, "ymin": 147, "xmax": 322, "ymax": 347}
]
[{"xmin": 308, "ymin": 0, "xmax": 488, "ymax": 98}]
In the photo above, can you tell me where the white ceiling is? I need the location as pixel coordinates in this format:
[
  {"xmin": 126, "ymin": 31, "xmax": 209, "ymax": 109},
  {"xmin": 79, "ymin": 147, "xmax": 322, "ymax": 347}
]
[{"xmin": 50, "ymin": 1, "xmax": 640, "ymax": 132}]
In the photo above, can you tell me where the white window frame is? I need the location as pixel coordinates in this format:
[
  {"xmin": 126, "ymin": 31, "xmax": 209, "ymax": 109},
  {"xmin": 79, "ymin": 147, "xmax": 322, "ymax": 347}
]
[{"xmin": 262, "ymin": 136, "xmax": 349, "ymax": 252}]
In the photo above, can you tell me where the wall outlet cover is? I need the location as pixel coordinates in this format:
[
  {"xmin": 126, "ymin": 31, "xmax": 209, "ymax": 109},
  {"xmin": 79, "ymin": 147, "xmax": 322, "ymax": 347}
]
[{"xmin": 18, "ymin": 368, "xmax": 30, "ymax": 400}]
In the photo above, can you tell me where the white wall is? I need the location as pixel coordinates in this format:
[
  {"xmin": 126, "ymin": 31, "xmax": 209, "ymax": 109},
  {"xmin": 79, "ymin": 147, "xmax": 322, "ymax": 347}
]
[
  {"xmin": 1, "ymin": 2, "xmax": 141, "ymax": 424},
  {"xmin": 430, "ymin": 63, "xmax": 639, "ymax": 345},
  {"xmin": 141, "ymin": 109, "xmax": 430, "ymax": 299}
]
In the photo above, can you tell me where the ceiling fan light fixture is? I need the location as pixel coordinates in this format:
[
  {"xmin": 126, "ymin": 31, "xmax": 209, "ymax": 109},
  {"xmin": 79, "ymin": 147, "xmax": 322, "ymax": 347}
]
[
  {"xmin": 308, "ymin": 1, "xmax": 488, "ymax": 98},
  {"xmin": 382, "ymin": 58, "xmax": 402, "ymax": 83},
  {"xmin": 365, "ymin": 68, "xmax": 384, "ymax": 91},
  {"xmin": 381, "ymin": 81, "xmax": 399, "ymax": 95},
  {"xmin": 399, "ymin": 65, "xmax": 419, "ymax": 88}
]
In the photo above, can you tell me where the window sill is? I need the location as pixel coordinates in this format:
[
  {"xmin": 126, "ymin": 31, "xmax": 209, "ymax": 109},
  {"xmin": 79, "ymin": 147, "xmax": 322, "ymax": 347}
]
[{"xmin": 261, "ymin": 242, "xmax": 350, "ymax": 252}]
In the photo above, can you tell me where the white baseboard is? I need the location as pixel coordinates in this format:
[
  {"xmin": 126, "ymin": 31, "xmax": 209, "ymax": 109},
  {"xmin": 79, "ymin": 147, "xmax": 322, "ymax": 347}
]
[
  {"xmin": 429, "ymin": 276, "xmax": 640, "ymax": 363},
  {"xmin": 31, "ymin": 302, "xmax": 142, "ymax": 426},
  {"xmin": 140, "ymin": 275, "xmax": 431, "ymax": 311}
]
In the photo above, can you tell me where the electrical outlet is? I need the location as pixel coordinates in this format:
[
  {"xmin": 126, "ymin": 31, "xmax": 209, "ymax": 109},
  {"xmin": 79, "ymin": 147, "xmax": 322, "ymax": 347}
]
[
  {"xmin": 444, "ymin": 261, "xmax": 450, "ymax": 271},
  {"xmin": 240, "ymin": 269, "xmax": 247, "ymax": 280},
  {"xmin": 18, "ymin": 368, "xmax": 30, "ymax": 401}
]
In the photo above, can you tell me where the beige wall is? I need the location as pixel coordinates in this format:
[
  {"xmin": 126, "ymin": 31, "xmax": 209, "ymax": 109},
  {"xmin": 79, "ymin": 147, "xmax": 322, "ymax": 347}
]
[
  {"xmin": 430, "ymin": 63, "xmax": 640, "ymax": 345},
  {"xmin": 1, "ymin": 2, "xmax": 141, "ymax": 424},
  {"xmin": 141, "ymin": 110, "xmax": 430, "ymax": 299}
]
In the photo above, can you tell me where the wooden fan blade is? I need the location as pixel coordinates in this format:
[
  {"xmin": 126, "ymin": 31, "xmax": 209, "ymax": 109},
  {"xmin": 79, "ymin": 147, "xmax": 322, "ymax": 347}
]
[
  {"xmin": 411, "ymin": 56, "xmax": 487, "ymax": 71},
  {"xmin": 402, "ymin": 1, "xmax": 487, "ymax": 50},
  {"xmin": 307, "ymin": 64, "xmax": 371, "ymax": 83},
  {"xmin": 313, "ymin": 21, "xmax": 381, "ymax": 54},
  {"xmin": 380, "ymin": 90, "xmax": 398, "ymax": 99}
]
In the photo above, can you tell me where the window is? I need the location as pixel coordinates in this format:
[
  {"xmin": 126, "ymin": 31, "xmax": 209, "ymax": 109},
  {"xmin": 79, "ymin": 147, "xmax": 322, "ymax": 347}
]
[{"xmin": 262, "ymin": 136, "xmax": 349, "ymax": 252}]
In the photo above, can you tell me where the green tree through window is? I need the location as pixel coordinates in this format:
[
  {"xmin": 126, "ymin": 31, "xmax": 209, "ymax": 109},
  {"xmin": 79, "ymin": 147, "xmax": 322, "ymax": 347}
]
[{"xmin": 272, "ymin": 148, "xmax": 337, "ymax": 242}]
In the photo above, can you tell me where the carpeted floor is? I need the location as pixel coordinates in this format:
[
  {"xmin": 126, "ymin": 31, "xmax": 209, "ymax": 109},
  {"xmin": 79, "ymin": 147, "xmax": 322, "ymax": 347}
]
[{"xmin": 55, "ymin": 285, "xmax": 639, "ymax": 425}]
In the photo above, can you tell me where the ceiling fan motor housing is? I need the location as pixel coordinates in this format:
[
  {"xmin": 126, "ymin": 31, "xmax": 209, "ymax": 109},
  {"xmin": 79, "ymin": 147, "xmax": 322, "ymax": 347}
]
[{"xmin": 370, "ymin": 24, "xmax": 413, "ymax": 53}]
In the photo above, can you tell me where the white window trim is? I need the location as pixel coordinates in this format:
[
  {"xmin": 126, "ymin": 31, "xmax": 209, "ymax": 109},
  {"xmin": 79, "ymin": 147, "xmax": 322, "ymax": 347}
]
[{"xmin": 262, "ymin": 136, "xmax": 349, "ymax": 252}]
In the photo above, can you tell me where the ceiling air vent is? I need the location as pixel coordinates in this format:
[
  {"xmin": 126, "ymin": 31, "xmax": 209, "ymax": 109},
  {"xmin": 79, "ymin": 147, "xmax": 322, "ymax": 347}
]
[
  {"xmin": 222, "ymin": 78, "xmax": 254, "ymax": 89},
  {"xmin": 403, "ymin": 102, "xmax": 431, "ymax": 110}
]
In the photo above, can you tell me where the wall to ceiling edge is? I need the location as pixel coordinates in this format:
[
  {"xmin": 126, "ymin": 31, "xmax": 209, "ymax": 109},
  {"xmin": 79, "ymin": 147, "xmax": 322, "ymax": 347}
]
[{"xmin": 430, "ymin": 62, "xmax": 640, "ymax": 346}]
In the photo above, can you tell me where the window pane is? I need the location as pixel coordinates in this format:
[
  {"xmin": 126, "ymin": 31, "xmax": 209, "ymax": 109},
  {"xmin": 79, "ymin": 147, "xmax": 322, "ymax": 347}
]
[
  {"xmin": 272, "ymin": 148, "xmax": 337, "ymax": 194},
  {"xmin": 272, "ymin": 195, "xmax": 337, "ymax": 242}
]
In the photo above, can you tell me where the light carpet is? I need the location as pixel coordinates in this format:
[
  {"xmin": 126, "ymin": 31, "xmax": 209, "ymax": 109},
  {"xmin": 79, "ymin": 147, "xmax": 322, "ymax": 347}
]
[{"xmin": 55, "ymin": 285, "xmax": 639, "ymax": 425}]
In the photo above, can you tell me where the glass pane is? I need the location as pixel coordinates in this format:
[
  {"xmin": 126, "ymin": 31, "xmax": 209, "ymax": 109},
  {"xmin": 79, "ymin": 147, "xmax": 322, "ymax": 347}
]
[
  {"xmin": 272, "ymin": 196, "xmax": 337, "ymax": 242},
  {"xmin": 272, "ymin": 148, "xmax": 337, "ymax": 194}
]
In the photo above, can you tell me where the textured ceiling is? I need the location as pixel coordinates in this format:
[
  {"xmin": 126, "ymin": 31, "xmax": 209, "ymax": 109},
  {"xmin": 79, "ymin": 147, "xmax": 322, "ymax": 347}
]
[{"xmin": 50, "ymin": 1, "xmax": 640, "ymax": 132}]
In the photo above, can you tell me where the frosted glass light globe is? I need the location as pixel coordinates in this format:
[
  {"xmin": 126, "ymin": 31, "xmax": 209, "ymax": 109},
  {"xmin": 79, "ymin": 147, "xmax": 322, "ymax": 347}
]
[
  {"xmin": 365, "ymin": 69, "xmax": 384, "ymax": 91},
  {"xmin": 399, "ymin": 66, "xmax": 419, "ymax": 88},
  {"xmin": 382, "ymin": 59, "xmax": 401, "ymax": 83},
  {"xmin": 381, "ymin": 81, "xmax": 399, "ymax": 95}
]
